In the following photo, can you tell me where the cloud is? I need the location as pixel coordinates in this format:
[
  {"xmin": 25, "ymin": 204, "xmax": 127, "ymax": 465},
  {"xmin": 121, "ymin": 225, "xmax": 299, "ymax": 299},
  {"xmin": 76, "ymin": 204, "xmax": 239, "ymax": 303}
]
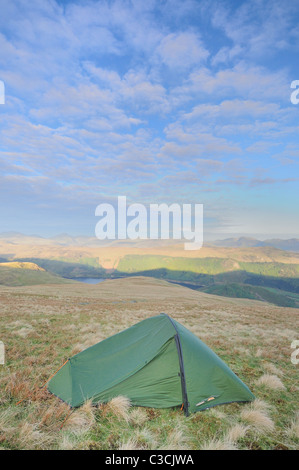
[
  {"xmin": 173, "ymin": 62, "xmax": 290, "ymax": 103},
  {"xmin": 183, "ymin": 100, "xmax": 282, "ymax": 121},
  {"xmin": 155, "ymin": 32, "xmax": 209, "ymax": 69},
  {"xmin": 250, "ymin": 177, "xmax": 299, "ymax": 187},
  {"xmin": 159, "ymin": 133, "xmax": 242, "ymax": 160},
  {"xmin": 85, "ymin": 65, "xmax": 170, "ymax": 115},
  {"xmin": 211, "ymin": 45, "xmax": 244, "ymax": 66},
  {"xmin": 196, "ymin": 158, "xmax": 223, "ymax": 176},
  {"xmin": 0, "ymin": 0, "xmax": 298, "ymax": 236},
  {"xmin": 211, "ymin": 0, "xmax": 299, "ymax": 59}
]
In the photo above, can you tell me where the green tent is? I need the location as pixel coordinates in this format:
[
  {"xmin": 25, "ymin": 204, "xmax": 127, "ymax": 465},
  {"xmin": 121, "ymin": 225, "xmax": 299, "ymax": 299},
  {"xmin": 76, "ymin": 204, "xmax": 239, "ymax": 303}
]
[{"xmin": 48, "ymin": 314, "xmax": 254, "ymax": 415}]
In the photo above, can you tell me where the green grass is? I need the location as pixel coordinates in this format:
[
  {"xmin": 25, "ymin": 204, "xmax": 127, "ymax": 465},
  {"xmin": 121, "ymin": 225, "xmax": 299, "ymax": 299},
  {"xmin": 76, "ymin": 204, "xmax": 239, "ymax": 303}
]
[
  {"xmin": 55, "ymin": 256, "xmax": 101, "ymax": 269},
  {"xmin": 114, "ymin": 255, "xmax": 299, "ymax": 307},
  {"xmin": 3, "ymin": 255, "xmax": 299, "ymax": 307},
  {"xmin": 0, "ymin": 266, "xmax": 74, "ymax": 286},
  {"xmin": 0, "ymin": 278, "xmax": 298, "ymax": 450},
  {"xmin": 202, "ymin": 284, "xmax": 298, "ymax": 308},
  {"xmin": 238, "ymin": 261, "xmax": 299, "ymax": 277},
  {"xmin": 117, "ymin": 255, "xmax": 299, "ymax": 278},
  {"xmin": 117, "ymin": 255, "xmax": 237, "ymax": 275},
  {"xmin": 16, "ymin": 258, "xmax": 106, "ymax": 279}
]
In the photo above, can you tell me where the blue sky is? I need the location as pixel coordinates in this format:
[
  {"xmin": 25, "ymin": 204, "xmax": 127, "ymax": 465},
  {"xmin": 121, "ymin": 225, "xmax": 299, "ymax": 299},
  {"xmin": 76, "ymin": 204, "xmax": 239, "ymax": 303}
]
[{"xmin": 0, "ymin": 0, "xmax": 298, "ymax": 239}]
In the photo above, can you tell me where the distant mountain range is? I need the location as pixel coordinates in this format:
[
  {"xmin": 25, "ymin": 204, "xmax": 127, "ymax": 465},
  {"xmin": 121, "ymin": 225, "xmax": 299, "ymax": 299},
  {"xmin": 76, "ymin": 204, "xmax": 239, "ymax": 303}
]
[
  {"xmin": 0, "ymin": 232, "xmax": 298, "ymax": 252},
  {"xmin": 209, "ymin": 237, "xmax": 299, "ymax": 252},
  {"xmin": 0, "ymin": 232, "xmax": 107, "ymax": 247},
  {"xmin": 0, "ymin": 232, "xmax": 298, "ymax": 307}
]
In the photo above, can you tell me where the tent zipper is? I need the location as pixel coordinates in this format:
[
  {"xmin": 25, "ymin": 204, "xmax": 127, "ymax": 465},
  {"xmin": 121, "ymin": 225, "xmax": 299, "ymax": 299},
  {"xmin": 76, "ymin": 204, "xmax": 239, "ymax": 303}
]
[{"xmin": 162, "ymin": 314, "xmax": 189, "ymax": 416}]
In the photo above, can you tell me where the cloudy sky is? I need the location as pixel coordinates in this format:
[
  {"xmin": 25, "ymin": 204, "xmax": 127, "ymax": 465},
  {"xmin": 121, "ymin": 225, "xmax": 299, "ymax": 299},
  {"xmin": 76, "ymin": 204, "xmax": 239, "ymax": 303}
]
[{"xmin": 0, "ymin": 0, "xmax": 298, "ymax": 239}]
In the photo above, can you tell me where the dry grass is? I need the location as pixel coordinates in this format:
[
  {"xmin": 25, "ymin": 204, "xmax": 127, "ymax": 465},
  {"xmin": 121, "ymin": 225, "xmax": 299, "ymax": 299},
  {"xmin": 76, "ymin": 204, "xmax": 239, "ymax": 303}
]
[
  {"xmin": 160, "ymin": 425, "xmax": 190, "ymax": 450},
  {"xmin": 226, "ymin": 424, "xmax": 249, "ymax": 442},
  {"xmin": 103, "ymin": 396, "xmax": 131, "ymax": 423},
  {"xmin": 17, "ymin": 422, "xmax": 54, "ymax": 450},
  {"xmin": 14, "ymin": 327, "xmax": 34, "ymax": 338},
  {"xmin": 241, "ymin": 409, "xmax": 274, "ymax": 434},
  {"xmin": 286, "ymin": 412, "xmax": 299, "ymax": 439},
  {"xmin": 134, "ymin": 427, "xmax": 158, "ymax": 449},
  {"xmin": 129, "ymin": 408, "xmax": 149, "ymax": 427},
  {"xmin": 0, "ymin": 408, "xmax": 18, "ymax": 434},
  {"xmin": 255, "ymin": 374, "xmax": 286, "ymax": 391},
  {"xmin": 201, "ymin": 437, "xmax": 238, "ymax": 450},
  {"xmin": 241, "ymin": 400, "xmax": 275, "ymax": 434},
  {"xmin": 118, "ymin": 437, "xmax": 143, "ymax": 450},
  {"xmin": 40, "ymin": 403, "xmax": 69, "ymax": 427},
  {"xmin": 65, "ymin": 401, "xmax": 96, "ymax": 433},
  {"xmin": 58, "ymin": 433, "xmax": 78, "ymax": 450},
  {"xmin": 0, "ymin": 276, "xmax": 298, "ymax": 450},
  {"xmin": 263, "ymin": 362, "xmax": 284, "ymax": 377}
]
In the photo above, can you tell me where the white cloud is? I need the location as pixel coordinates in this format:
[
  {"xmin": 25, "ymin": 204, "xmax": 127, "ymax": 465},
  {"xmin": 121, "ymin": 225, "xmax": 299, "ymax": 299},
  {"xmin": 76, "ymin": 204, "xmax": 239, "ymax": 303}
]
[
  {"xmin": 183, "ymin": 100, "xmax": 282, "ymax": 121},
  {"xmin": 174, "ymin": 62, "xmax": 290, "ymax": 102},
  {"xmin": 0, "ymin": 0, "xmax": 298, "ymax": 236},
  {"xmin": 211, "ymin": 45, "xmax": 244, "ymax": 66},
  {"xmin": 155, "ymin": 32, "xmax": 209, "ymax": 69},
  {"xmin": 85, "ymin": 64, "xmax": 170, "ymax": 114},
  {"xmin": 211, "ymin": 0, "xmax": 299, "ymax": 58}
]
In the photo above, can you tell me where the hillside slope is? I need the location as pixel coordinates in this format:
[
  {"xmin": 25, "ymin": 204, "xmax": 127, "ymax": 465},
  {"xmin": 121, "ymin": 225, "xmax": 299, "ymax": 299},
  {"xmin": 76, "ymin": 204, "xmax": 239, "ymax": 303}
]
[
  {"xmin": 0, "ymin": 262, "xmax": 45, "ymax": 271},
  {"xmin": 0, "ymin": 265, "xmax": 75, "ymax": 286},
  {"xmin": 0, "ymin": 277, "xmax": 298, "ymax": 450}
]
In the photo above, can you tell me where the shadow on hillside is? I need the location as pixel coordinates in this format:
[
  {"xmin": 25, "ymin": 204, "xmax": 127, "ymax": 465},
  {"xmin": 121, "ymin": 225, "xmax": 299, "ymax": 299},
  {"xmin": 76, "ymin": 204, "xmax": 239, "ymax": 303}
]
[
  {"xmin": 111, "ymin": 268, "xmax": 299, "ymax": 308},
  {"xmin": 15, "ymin": 257, "xmax": 106, "ymax": 279},
  {"xmin": 11, "ymin": 258, "xmax": 299, "ymax": 307},
  {"xmin": 113, "ymin": 267, "xmax": 299, "ymax": 292}
]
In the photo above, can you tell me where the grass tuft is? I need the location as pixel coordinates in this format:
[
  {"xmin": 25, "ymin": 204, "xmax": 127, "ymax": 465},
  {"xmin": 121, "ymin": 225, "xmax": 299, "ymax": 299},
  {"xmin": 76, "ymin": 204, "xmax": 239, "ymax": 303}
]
[
  {"xmin": 255, "ymin": 374, "xmax": 286, "ymax": 391},
  {"xmin": 104, "ymin": 396, "xmax": 131, "ymax": 422},
  {"xmin": 241, "ymin": 400, "xmax": 275, "ymax": 434}
]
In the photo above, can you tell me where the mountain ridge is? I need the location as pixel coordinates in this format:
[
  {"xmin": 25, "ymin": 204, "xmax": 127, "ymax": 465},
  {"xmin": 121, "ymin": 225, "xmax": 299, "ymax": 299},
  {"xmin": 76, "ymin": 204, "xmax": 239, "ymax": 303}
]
[{"xmin": 0, "ymin": 232, "xmax": 298, "ymax": 251}]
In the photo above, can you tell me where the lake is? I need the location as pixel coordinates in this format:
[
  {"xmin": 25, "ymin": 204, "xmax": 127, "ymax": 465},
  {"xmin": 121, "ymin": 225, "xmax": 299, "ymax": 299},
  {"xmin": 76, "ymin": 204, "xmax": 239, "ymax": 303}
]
[{"xmin": 74, "ymin": 278, "xmax": 105, "ymax": 284}]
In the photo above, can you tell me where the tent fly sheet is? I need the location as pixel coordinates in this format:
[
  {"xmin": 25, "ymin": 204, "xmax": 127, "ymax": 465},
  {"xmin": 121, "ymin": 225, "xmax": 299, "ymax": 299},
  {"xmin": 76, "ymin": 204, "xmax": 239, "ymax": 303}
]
[{"xmin": 48, "ymin": 314, "xmax": 254, "ymax": 415}]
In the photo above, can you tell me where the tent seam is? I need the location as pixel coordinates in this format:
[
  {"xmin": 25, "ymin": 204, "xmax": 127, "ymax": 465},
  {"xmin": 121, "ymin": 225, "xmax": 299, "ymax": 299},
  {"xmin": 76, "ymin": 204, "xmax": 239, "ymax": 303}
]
[{"xmin": 161, "ymin": 313, "xmax": 189, "ymax": 416}]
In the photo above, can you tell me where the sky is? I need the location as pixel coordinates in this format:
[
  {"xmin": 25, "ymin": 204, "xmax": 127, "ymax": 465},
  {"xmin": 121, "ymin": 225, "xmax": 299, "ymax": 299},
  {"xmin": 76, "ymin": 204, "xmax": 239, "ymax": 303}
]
[{"xmin": 0, "ymin": 0, "xmax": 298, "ymax": 240}]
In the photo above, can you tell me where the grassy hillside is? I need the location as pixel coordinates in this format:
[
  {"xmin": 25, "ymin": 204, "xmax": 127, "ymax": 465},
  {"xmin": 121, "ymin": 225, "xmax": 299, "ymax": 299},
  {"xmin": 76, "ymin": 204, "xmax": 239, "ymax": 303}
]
[
  {"xmin": 16, "ymin": 258, "xmax": 106, "ymax": 279},
  {"xmin": 203, "ymin": 284, "xmax": 299, "ymax": 308},
  {"xmin": 117, "ymin": 255, "xmax": 238, "ymax": 275},
  {"xmin": 238, "ymin": 261, "xmax": 299, "ymax": 277},
  {"xmin": 114, "ymin": 256, "xmax": 299, "ymax": 307},
  {"xmin": 0, "ymin": 262, "xmax": 45, "ymax": 271},
  {"xmin": 0, "ymin": 277, "xmax": 298, "ymax": 450},
  {"xmin": 5, "ymin": 254, "xmax": 298, "ymax": 307},
  {"xmin": 1, "ymin": 243, "xmax": 298, "ymax": 306},
  {"xmin": 117, "ymin": 255, "xmax": 299, "ymax": 278},
  {"xmin": 0, "ymin": 266, "xmax": 74, "ymax": 286}
]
